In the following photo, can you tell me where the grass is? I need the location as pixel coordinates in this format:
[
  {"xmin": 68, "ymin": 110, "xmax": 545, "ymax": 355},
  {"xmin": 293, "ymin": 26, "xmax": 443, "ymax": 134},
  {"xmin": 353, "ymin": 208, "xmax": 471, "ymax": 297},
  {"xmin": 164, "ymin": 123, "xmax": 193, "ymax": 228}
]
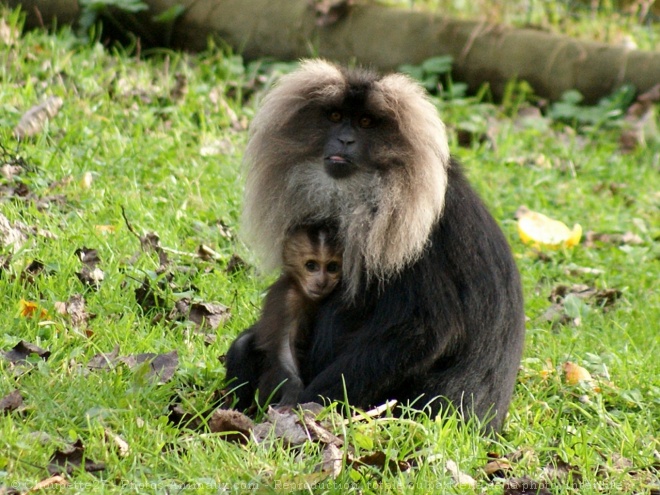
[{"xmin": 1, "ymin": 6, "xmax": 659, "ymax": 494}]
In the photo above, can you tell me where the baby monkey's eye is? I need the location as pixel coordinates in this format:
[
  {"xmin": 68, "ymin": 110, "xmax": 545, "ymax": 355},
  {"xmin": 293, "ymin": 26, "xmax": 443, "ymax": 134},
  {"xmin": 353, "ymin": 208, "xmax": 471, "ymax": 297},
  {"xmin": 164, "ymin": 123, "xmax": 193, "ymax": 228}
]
[
  {"xmin": 326, "ymin": 262, "xmax": 340, "ymax": 274},
  {"xmin": 305, "ymin": 261, "xmax": 320, "ymax": 272},
  {"xmin": 328, "ymin": 111, "xmax": 342, "ymax": 123}
]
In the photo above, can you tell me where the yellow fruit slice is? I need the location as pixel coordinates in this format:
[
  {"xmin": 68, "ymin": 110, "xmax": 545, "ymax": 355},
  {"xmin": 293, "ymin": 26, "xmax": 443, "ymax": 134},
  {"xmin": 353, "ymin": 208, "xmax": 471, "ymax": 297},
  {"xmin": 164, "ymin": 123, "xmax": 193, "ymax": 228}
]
[{"xmin": 517, "ymin": 206, "xmax": 582, "ymax": 249}]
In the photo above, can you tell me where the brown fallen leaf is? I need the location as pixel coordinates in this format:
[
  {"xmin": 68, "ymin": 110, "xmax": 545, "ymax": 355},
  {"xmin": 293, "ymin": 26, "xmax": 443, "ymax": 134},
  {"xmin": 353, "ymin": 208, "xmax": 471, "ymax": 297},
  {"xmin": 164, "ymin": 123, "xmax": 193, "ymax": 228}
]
[
  {"xmin": 584, "ymin": 230, "xmax": 643, "ymax": 248},
  {"xmin": 14, "ymin": 96, "xmax": 64, "ymax": 139},
  {"xmin": 351, "ymin": 451, "xmax": 411, "ymax": 473},
  {"xmin": 197, "ymin": 244, "xmax": 222, "ymax": 261},
  {"xmin": 542, "ymin": 456, "xmax": 583, "ymax": 484},
  {"xmin": 168, "ymin": 403, "xmax": 207, "ymax": 431},
  {"xmin": 318, "ymin": 443, "xmax": 344, "ymax": 478},
  {"xmin": 171, "ymin": 298, "xmax": 231, "ymax": 329},
  {"xmin": 504, "ymin": 476, "xmax": 552, "ymax": 495},
  {"xmin": 170, "ymin": 73, "xmax": 188, "ymax": 103},
  {"xmin": 225, "ymin": 253, "xmax": 249, "ymax": 274},
  {"xmin": 549, "ymin": 284, "xmax": 622, "ymax": 308},
  {"xmin": 208, "ymin": 409, "xmax": 255, "ymax": 444},
  {"xmin": 75, "ymin": 247, "xmax": 104, "ymax": 288},
  {"xmin": 0, "ymin": 390, "xmax": 24, "ymax": 414},
  {"xmin": 121, "ymin": 207, "xmax": 170, "ymax": 268},
  {"xmin": 0, "ymin": 485, "xmax": 21, "ymax": 495},
  {"xmin": 57, "ymin": 293, "xmax": 88, "ymax": 329},
  {"xmin": 28, "ymin": 475, "xmax": 69, "ymax": 491},
  {"xmin": 104, "ymin": 428, "xmax": 130, "ymax": 457},
  {"xmin": 120, "ymin": 350, "xmax": 179, "ymax": 383},
  {"xmin": 87, "ymin": 345, "xmax": 121, "ymax": 370},
  {"xmin": 134, "ymin": 275, "xmax": 171, "ymax": 313},
  {"xmin": 0, "ymin": 213, "xmax": 28, "ymax": 251},
  {"xmin": 445, "ymin": 459, "xmax": 476, "ymax": 486},
  {"xmin": 252, "ymin": 407, "xmax": 311, "ymax": 446},
  {"xmin": 482, "ymin": 457, "xmax": 514, "ymax": 479},
  {"xmin": 2, "ymin": 340, "xmax": 50, "ymax": 364},
  {"xmin": 47, "ymin": 439, "xmax": 105, "ymax": 475},
  {"xmin": 88, "ymin": 347, "xmax": 178, "ymax": 383},
  {"xmin": 21, "ymin": 259, "xmax": 47, "ymax": 284},
  {"xmin": 301, "ymin": 415, "xmax": 344, "ymax": 447}
]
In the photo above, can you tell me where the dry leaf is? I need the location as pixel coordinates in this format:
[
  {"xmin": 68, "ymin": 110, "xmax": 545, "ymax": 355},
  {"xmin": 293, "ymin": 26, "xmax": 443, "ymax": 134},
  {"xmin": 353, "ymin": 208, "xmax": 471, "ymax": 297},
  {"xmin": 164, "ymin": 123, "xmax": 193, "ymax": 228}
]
[
  {"xmin": 0, "ymin": 213, "xmax": 29, "ymax": 251},
  {"xmin": 550, "ymin": 284, "xmax": 622, "ymax": 308},
  {"xmin": 351, "ymin": 451, "xmax": 411, "ymax": 473},
  {"xmin": 542, "ymin": 456, "xmax": 583, "ymax": 484},
  {"xmin": 197, "ymin": 244, "xmax": 221, "ymax": 261},
  {"xmin": 170, "ymin": 73, "xmax": 188, "ymax": 102},
  {"xmin": 208, "ymin": 409, "xmax": 255, "ymax": 444},
  {"xmin": 14, "ymin": 96, "xmax": 64, "ymax": 139},
  {"xmin": 225, "ymin": 253, "xmax": 249, "ymax": 274},
  {"xmin": 302, "ymin": 415, "xmax": 344, "ymax": 447},
  {"xmin": 47, "ymin": 439, "xmax": 105, "ymax": 475},
  {"xmin": 2, "ymin": 340, "xmax": 50, "ymax": 364},
  {"xmin": 134, "ymin": 275, "xmax": 171, "ymax": 313},
  {"xmin": 60, "ymin": 294, "xmax": 88, "ymax": 329},
  {"xmin": 563, "ymin": 361, "xmax": 593, "ymax": 385},
  {"xmin": 318, "ymin": 444, "xmax": 344, "ymax": 478},
  {"xmin": 95, "ymin": 225, "xmax": 116, "ymax": 234},
  {"xmin": 75, "ymin": 247, "xmax": 105, "ymax": 288},
  {"xmin": 0, "ymin": 18, "xmax": 19, "ymax": 45},
  {"xmin": 504, "ymin": 476, "xmax": 552, "ymax": 495},
  {"xmin": 584, "ymin": 230, "xmax": 643, "ymax": 247},
  {"xmin": 252, "ymin": 407, "xmax": 311, "ymax": 446},
  {"xmin": 120, "ymin": 350, "xmax": 179, "ymax": 383},
  {"xmin": 445, "ymin": 459, "xmax": 477, "ymax": 486},
  {"xmin": 87, "ymin": 345, "xmax": 121, "ymax": 370},
  {"xmin": 105, "ymin": 429, "xmax": 130, "ymax": 457},
  {"xmin": 88, "ymin": 347, "xmax": 178, "ymax": 383},
  {"xmin": 0, "ymin": 390, "xmax": 24, "ymax": 414},
  {"xmin": 482, "ymin": 457, "xmax": 513, "ymax": 478},
  {"xmin": 172, "ymin": 299, "xmax": 231, "ymax": 329},
  {"xmin": 29, "ymin": 475, "xmax": 69, "ymax": 491}
]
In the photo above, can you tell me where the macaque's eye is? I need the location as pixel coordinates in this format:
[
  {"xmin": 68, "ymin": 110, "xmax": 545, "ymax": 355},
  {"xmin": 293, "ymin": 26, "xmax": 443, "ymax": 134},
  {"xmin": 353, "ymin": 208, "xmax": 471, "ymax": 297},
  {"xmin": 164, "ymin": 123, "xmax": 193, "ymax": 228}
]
[
  {"xmin": 328, "ymin": 111, "xmax": 342, "ymax": 123},
  {"xmin": 326, "ymin": 262, "xmax": 340, "ymax": 274},
  {"xmin": 305, "ymin": 261, "xmax": 320, "ymax": 272},
  {"xmin": 358, "ymin": 115, "xmax": 374, "ymax": 128}
]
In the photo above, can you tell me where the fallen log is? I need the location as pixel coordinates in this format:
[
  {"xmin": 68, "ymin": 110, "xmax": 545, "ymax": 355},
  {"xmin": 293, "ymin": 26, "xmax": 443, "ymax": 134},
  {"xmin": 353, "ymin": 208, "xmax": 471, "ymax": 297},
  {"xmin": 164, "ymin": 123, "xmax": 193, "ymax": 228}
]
[{"xmin": 9, "ymin": 0, "xmax": 660, "ymax": 102}]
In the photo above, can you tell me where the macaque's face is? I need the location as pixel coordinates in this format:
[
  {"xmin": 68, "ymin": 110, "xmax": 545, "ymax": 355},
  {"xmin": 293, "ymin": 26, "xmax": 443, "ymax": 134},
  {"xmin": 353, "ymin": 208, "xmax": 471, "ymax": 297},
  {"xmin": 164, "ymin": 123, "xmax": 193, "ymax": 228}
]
[
  {"xmin": 283, "ymin": 229, "xmax": 342, "ymax": 301},
  {"xmin": 299, "ymin": 252, "xmax": 342, "ymax": 301}
]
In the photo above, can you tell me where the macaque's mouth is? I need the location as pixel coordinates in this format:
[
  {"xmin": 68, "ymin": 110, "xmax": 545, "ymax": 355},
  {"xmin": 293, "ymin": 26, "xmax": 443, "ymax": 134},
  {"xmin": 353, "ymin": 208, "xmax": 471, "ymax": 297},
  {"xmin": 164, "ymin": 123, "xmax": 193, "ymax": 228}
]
[
  {"xmin": 324, "ymin": 156, "xmax": 355, "ymax": 178},
  {"xmin": 326, "ymin": 155, "xmax": 350, "ymax": 164},
  {"xmin": 306, "ymin": 291, "xmax": 324, "ymax": 301}
]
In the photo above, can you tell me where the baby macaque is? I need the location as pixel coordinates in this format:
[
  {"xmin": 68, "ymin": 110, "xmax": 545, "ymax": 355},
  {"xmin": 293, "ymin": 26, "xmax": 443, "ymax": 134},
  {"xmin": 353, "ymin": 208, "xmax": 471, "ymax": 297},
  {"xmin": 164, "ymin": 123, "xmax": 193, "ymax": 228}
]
[{"xmin": 254, "ymin": 224, "xmax": 342, "ymax": 406}]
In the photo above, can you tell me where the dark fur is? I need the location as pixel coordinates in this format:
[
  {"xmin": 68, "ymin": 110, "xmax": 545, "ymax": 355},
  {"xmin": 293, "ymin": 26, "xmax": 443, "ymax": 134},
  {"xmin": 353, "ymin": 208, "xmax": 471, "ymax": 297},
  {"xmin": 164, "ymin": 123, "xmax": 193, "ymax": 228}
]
[{"xmin": 297, "ymin": 161, "xmax": 524, "ymax": 430}]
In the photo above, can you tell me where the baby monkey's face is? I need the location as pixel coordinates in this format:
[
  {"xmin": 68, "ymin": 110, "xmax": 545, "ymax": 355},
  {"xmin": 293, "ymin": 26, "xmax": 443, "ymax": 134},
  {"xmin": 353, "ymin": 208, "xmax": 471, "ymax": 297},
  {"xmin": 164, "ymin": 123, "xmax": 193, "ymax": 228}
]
[
  {"xmin": 299, "ymin": 252, "xmax": 342, "ymax": 301},
  {"xmin": 283, "ymin": 226, "xmax": 343, "ymax": 302}
]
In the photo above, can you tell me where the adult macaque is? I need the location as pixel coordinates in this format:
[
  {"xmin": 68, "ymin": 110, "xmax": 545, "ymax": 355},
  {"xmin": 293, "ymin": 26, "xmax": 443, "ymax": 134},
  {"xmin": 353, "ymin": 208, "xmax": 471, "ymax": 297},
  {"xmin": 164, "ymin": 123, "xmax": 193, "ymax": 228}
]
[{"xmin": 225, "ymin": 60, "xmax": 525, "ymax": 431}]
